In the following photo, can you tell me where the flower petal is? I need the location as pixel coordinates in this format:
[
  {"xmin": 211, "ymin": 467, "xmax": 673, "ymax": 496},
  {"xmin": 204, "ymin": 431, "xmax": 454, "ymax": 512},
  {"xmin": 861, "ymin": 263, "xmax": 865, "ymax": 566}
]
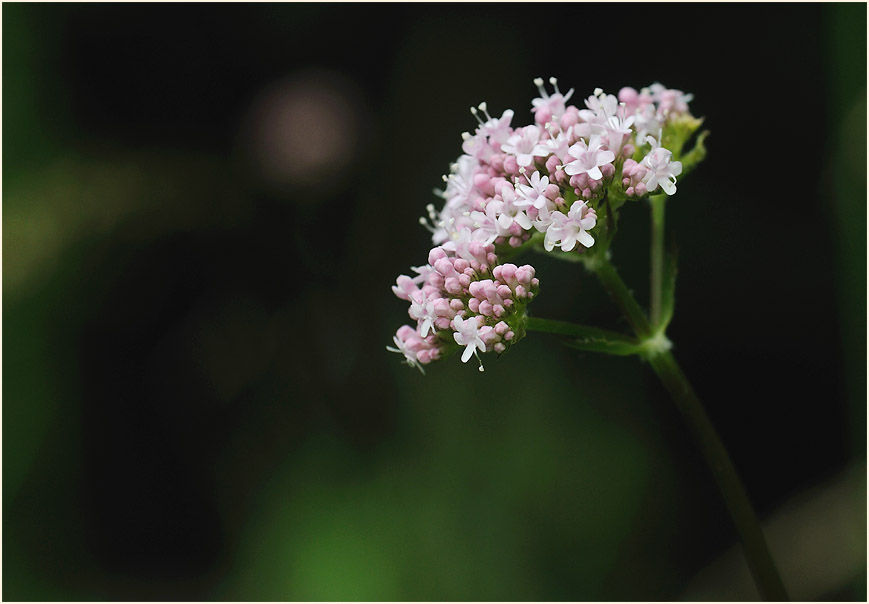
[{"xmin": 577, "ymin": 230, "xmax": 595, "ymax": 248}]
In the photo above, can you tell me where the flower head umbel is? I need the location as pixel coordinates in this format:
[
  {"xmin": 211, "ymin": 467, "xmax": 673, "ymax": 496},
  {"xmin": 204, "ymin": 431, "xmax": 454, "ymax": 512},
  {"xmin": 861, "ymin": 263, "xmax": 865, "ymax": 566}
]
[{"xmin": 390, "ymin": 78, "xmax": 704, "ymax": 372}]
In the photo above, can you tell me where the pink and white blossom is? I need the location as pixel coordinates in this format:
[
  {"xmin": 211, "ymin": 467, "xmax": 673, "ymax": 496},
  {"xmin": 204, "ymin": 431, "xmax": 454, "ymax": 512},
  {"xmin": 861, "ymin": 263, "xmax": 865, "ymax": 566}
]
[
  {"xmin": 641, "ymin": 137, "xmax": 683, "ymax": 195},
  {"xmin": 563, "ymin": 136, "xmax": 615, "ymax": 181},
  {"xmin": 515, "ymin": 170, "xmax": 552, "ymax": 211},
  {"xmin": 531, "ymin": 77, "xmax": 575, "ymax": 125},
  {"xmin": 452, "ymin": 314, "xmax": 487, "ymax": 364},
  {"xmin": 543, "ymin": 201, "xmax": 597, "ymax": 252},
  {"xmin": 501, "ymin": 125, "xmax": 550, "ymax": 168}
]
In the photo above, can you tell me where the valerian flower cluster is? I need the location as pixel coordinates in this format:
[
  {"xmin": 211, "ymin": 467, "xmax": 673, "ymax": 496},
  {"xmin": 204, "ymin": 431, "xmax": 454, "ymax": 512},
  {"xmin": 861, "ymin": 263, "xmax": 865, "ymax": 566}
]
[{"xmin": 389, "ymin": 78, "xmax": 704, "ymax": 372}]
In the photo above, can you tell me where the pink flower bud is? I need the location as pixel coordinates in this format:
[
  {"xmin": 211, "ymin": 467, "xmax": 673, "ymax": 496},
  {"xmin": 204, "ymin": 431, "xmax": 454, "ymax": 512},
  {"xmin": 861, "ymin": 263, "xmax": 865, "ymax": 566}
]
[
  {"xmin": 499, "ymin": 263, "xmax": 517, "ymax": 280},
  {"xmin": 545, "ymin": 184, "xmax": 560, "ymax": 200},
  {"xmin": 490, "ymin": 154, "xmax": 505, "ymax": 172},
  {"xmin": 444, "ymin": 278, "xmax": 462, "ymax": 295},
  {"xmin": 473, "ymin": 173, "xmax": 494, "ymax": 196},
  {"xmin": 397, "ymin": 325, "xmax": 416, "ymax": 340},
  {"xmin": 545, "ymin": 155, "xmax": 560, "ymax": 174},
  {"xmin": 560, "ymin": 108, "xmax": 579, "ymax": 129},
  {"xmin": 428, "ymin": 247, "xmax": 447, "ymax": 265}
]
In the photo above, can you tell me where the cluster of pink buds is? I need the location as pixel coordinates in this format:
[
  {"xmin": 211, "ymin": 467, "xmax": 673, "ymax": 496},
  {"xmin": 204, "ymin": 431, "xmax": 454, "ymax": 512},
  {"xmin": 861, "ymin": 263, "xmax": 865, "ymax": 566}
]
[
  {"xmin": 389, "ymin": 240, "xmax": 539, "ymax": 372},
  {"xmin": 391, "ymin": 78, "xmax": 700, "ymax": 372}
]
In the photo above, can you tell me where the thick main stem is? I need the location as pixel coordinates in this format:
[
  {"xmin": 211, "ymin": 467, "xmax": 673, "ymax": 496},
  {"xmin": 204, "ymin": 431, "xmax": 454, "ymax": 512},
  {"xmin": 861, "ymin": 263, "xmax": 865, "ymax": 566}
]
[
  {"xmin": 586, "ymin": 256, "xmax": 789, "ymax": 601},
  {"xmin": 648, "ymin": 351, "xmax": 789, "ymax": 601},
  {"xmin": 649, "ymin": 194, "xmax": 667, "ymax": 328}
]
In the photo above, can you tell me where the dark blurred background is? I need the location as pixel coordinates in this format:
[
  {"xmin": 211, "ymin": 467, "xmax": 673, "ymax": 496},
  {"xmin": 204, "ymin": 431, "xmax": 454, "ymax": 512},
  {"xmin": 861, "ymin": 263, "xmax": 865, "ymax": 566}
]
[{"xmin": 3, "ymin": 2, "xmax": 866, "ymax": 601}]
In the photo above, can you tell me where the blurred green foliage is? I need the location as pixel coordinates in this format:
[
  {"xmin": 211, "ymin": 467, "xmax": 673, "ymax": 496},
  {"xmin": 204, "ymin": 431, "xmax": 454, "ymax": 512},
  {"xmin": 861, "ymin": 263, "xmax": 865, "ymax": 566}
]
[{"xmin": 3, "ymin": 3, "xmax": 866, "ymax": 602}]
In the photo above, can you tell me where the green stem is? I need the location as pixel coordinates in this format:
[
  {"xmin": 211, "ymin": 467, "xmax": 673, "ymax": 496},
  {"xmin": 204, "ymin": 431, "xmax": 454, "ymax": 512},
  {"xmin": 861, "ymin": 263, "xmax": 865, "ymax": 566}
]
[
  {"xmin": 650, "ymin": 194, "xmax": 667, "ymax": 328},
  {"xmin": 583, "ymin": 255, "xmax": 652, "ymax": 339},
  {"xmin": 647, "ymin": 351, "xmax": 790, "ymax": 601},
  {"xmin": 573, "ymin": 254, "xmax": 789, "ymax": 600}
]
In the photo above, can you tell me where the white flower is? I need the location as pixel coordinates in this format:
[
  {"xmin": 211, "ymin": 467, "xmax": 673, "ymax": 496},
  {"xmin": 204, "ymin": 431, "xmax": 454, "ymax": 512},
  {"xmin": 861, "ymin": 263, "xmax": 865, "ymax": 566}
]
[
  {"xmin": 386, "ymin": 332, "xmax": 423, "ymax": 373},
  {"xmin": 442, "ymin": 155, "xmax": 477, "ymax": 210},
  {"xmin": 480, "ymin": 107, "xmax": 515, "ymax": 146},
  {"xmin": 452, "ymin": 315, "xmax": 486, "ymax": 363},
  {"xmin": 563, "ymin": 135, "xmax": 615, "ymax": 181},
  {"xmin": 543, "ymin": 201, "xmax": 597, "ymax": 252},
  {"xmin": 409, "ymin": 290, "xmax": 438, "ymax": 337},
  {"xmin": 531, "ymin": 77, "xmax": 575, "ymax": 121},
  {"xmin": 501, "ymin": 125, "xmax": 550, "ymax": 167},
  {"xmin": 462, "ymin": 108, "xmax": 514, "ymax": 162},
  {"xmin": 515, "ymin": 170, "xmax": 551, "ymax": 211},
  {"xmin": 469, "ymin": 202, "xmax": 505, "ymax": 245},
  {"xmin": 532, "ymin": 203, "xmax": 555, "ymax": 234},
  {"xmin": 596, "ymin": 107, "xmax": 635, "ymax": 154},
  {"xmin": 648, "ymin": 82, "xmax": 693, "ymax": 115},
  {"xmin": 544, "ymin": 128, "xmax": 572, "ymax": 162},
  {"xmin": 441, "ymin": 226, "xmax": 475, "ymax": 262},
  {"xmin": 583, "ymin": 90, "xmax": 619, "ymax": 119},
  {"xmin": 641, "ymin": 137, "xmax": 682, "ymax": 195},
  {"xmin": 632, "ymin": 103, "xmax": 661, "ymax": 142},
  {"xmin": 495, "ymin": 183, "xmax": 533, "ymax": 231}
]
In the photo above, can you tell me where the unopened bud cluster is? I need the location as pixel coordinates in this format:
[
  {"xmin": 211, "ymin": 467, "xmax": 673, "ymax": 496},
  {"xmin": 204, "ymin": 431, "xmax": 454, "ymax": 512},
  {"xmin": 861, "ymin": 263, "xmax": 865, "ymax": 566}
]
[{"xmin": 389, "ymin": 239, "xmax": 539, "ymax": 372}]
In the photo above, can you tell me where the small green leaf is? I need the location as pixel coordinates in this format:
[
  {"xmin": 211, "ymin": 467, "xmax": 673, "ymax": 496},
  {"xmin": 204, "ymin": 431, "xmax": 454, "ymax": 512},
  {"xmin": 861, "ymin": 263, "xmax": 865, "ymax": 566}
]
[
  {"xmin": 680, "ymin": 130, "xmax": 709, "ymax": 176},
  {"xmin": 525, "ymin": 317, "xmax": 643, "ymax": 357},
  {"xmin": 564, "ymin": 337, "xmax": 643, "ymax": 357},
  {"xmin": 659, "ymin": 244, "xmax": 678, "ymax": 329}
]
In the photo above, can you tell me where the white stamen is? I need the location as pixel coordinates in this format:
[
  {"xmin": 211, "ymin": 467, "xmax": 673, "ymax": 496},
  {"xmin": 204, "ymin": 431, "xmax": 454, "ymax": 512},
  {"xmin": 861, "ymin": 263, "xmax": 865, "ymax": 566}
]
[
  {"xmin": 478, "ymin": 102, "xmax": 491, "ymax": 121},
  {"xmin": 549, "ymin": 77, "xmax": 560, "ymax": 95}
]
